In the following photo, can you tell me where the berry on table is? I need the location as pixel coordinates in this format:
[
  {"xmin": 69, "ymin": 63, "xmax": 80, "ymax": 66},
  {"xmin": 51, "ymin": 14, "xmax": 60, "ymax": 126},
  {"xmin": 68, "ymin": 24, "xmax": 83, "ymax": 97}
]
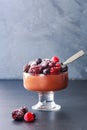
[
  {"xmin": 24, "ymin": 112, "xmax": 36, "ymax": 122},
  {"xmin": 19, "ymin": 106, "xmax": 28, "ymax": 114},
  {"xmin": 12, "ymin": 109, "xmax": 24, "ymax": 121}
]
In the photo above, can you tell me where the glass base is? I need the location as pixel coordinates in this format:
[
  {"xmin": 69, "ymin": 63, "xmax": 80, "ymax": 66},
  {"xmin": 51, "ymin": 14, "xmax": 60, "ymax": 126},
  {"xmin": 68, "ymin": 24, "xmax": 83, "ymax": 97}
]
[{"xmin": 32, "ymin": 91, "xmax": 61, "ymax": 111}]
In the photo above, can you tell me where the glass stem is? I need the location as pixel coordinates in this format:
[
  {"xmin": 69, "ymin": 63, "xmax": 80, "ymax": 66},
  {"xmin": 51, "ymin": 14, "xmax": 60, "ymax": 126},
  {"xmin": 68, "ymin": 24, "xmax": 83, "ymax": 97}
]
[{"xmin": 38, "ymin": 91, "xmax": 54, "ymax": 104}]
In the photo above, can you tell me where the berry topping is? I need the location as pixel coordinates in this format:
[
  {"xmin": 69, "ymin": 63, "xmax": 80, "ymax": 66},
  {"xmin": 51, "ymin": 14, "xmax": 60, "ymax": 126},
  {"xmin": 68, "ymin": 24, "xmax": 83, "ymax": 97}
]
[
  {"xmin": 19, "ymin": 106, "xmax": 28, "ymax": 114},
  {"xmin": 50, "ymin": 67, "xmax": 60, "ymax": 74},
  {"xmin": 41, "ymin": 61, "xmax": 48, "ymax": 69},
  {"xmin": 51, "ymin": 56, "xmax": 59, "ymax": 63},
  {"xmin": 30, "ymin": 61, "xmax": 37, "ymax": 66},
  {"xmin": 61, "ymin": 64, "xmax": 68, "ymax": 72},
  {"xmin": 36, "ymin": 58, "xmax": 42, "ymax": 64},
  {"xmin": 55, "ymin": 63, "xmax": 61, "ymax": 68},
  {"xmin": 43, "ymin": 68, "xmax": 50, "ymax": 75},
  {"xmin": 24, "ymin": 112, "xmax": 36, "ymax": 122},
  {"xmin": 23, "ymin": 56, "xmax": 68, "ymax": 75},
  {"xmin": 12, "ymin": 109, "xmax": 24, "ymax": 121},
  {"xmin": 23, "ymin": 64, "xmax": 30, "ymax": 72},
  {"xmin": 29, "ymin": 65, "xmax": 42, "ymax": 74},
  {"xmin": 49, "ymin": 61, "xmax": 55, "ymax": 67}
]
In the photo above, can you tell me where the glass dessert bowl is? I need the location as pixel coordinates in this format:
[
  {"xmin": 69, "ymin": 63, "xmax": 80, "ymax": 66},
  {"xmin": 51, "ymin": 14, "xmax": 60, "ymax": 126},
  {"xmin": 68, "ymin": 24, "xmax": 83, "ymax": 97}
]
[{"xmin": 23, "ymin": 56, "xmax": 68, "ymax": 111}]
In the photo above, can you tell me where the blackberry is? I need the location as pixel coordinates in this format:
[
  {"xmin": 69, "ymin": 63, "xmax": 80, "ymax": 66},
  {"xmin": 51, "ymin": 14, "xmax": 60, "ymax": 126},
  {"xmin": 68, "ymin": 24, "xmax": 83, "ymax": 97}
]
[
  {"xmin": 12, "ymin": 109, "xmax": 24, "ymax": 121},
  {"xmin": 61, "ymin": 64, "xmax": 68, "ymax": 72},
  {"xmin": 29, "ymin": 65, "xmax": 42, "ymax": 74},
  {"xmin": 23, "ymin": 64, "xmax": 30, "ymax": 72}
]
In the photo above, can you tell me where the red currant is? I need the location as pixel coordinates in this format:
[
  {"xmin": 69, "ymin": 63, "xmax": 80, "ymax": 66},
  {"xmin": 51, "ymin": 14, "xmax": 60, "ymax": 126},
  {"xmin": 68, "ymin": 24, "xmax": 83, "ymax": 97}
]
[
  {"xmin": 51, "ymin": 56, "xmax": 59, "ymax": 63},
  {"xmin": 24, "ymin": 112, "xmax": 36, "ymax": 122}
]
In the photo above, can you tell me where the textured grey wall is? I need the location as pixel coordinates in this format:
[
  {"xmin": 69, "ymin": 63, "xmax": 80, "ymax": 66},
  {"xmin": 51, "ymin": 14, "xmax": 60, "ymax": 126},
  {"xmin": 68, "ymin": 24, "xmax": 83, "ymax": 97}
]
[{"xmin": 0, "ymin": 0, "xmax": 87, "ymax": 79}]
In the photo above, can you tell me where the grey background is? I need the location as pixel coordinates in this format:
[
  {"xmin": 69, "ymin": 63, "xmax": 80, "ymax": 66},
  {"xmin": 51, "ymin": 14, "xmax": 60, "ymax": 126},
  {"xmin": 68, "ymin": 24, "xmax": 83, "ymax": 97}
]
[{"xmin": 0, "ymin": 0, "xmax": 87, "ymax": 79}]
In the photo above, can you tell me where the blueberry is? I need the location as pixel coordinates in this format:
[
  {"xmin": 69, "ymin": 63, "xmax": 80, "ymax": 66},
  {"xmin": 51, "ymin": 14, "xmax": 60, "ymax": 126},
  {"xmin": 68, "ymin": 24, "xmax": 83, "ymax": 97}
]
[
  {"xmin": 61, "ymin": 64, "xmax": 68, "ymax": 72},
  {"xmin": 36, "ymin": 58, "xmax": 42, "ymax": 64}
]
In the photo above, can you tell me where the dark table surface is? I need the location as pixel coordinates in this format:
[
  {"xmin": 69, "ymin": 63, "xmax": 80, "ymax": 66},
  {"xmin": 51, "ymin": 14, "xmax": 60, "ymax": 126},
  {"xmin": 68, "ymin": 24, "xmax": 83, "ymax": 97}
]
[{"xmin": 0, "ymin": 80, "xmax": 87, "ymax": 130}]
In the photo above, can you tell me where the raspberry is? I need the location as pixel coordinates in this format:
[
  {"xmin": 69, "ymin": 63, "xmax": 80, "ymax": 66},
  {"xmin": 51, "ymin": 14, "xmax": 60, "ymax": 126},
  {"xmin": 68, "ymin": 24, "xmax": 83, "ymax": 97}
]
[
  {"xmin": 51, "ymin": 56, "xmax": 59, "ymax": 63},
  {"xmin": 55, "ymin": 63, "xmax": 61, "ymax": 68},
  {"xmin": 24, "ymin": 112, "xmax": 36, "ymax": 122},
  {"xmin": 12, "ymin": 109, "xmax": 24, "ymax": 121}
]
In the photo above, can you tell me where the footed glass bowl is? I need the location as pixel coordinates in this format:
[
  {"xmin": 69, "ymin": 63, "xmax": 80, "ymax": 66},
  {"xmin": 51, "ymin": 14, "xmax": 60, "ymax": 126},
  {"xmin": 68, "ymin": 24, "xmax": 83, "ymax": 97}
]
[{"xmin": 23, "ymin": 72, "xmax": 68, "ymax": 111}]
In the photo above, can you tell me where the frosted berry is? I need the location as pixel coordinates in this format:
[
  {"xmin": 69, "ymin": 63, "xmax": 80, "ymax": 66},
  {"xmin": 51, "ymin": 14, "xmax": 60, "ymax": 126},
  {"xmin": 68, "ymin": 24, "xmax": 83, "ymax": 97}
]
[
  {"xmin": 12, "ymin": 109, "xmax": 24, "ymax": 121},
  {"xmin": 43, "ymin": 68, "xmax": 50, "ymax": 75},
  {"xmin": 24, "ymin": 112, "xmax": 36, "ymax": 122},
  {"xmin": 49, "ymin": 61, "xmax": 55, "ymax": 67},
  {"xmin": 23, "ymin": 64, "xmax": 30, "ymax": 72},
  {"xmin": 61, "ymin": 64, "xmax": 68, "ymax": 72},
  {"xmin": 51, "ymin": 56, "xmax": 59, "ymax": 63},
  {"xmin": 19, "ymin": 106, "xmax": 28, "ymax": 114},
  {"xmin": 50, "ymin": 67, "xmax": 60, "ymax": 74},
  {"xmin": 36, "ymin": 58, "xmax": 42, "ymax": 64},
  {"xmin": 29, "ymin": 66, "xmax": 42, "ymax": 74},
  {"xmin": 41, "ymin": 61, "xmax": 48, "ymax": 69}
]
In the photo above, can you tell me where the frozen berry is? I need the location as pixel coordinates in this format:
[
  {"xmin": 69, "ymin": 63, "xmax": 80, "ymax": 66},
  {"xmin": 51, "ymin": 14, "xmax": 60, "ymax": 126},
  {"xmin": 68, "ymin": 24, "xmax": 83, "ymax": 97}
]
[
  {"xmin": 12, "ymin": 109, "xmax": 24, "ymax": 121},
  {"xmin": 31, "ymin": 61, "xmax": 37, "ymax": 66},
  {"xmin": 24, "ymin": 112, "xmax": 36, "ymax": 122},
  {"xmin": 19, "ymin": 106, "xmax": 28, "ymax": 114},
  {"xmin": 61, "ymin": 64, "xmax": 68, "ymax": 72},
  {"xmin": 29, "ymin": 66, "xmax": 42, "ymax": 74},
  {"xmin": 50, "ymin": 67, "xmax": 60, "ymax": 74},
  {"xmin": 41, "ymin": 61, "xmax": 48, "ymax": 69},
  {"xmin": 49, "ymin": 61, "xmax": 55, "ymax": 67},
  {"xmin": 36, "ymin": 58, "xmax": 42, "ymax": 64},
  {"xmin": 51, "ymin": 56, "xmax": 59, "ymax": 63},
  {"xmin": 55, "ymin": 63, "xmax": 61, "ymax": 68},
  {"xmin": 43, "ymin": 68, "xmax": 50, "ymax": 75},
  {"xmin": 23, "ymin": 64, "xmax": 30, "ymax": 72}
]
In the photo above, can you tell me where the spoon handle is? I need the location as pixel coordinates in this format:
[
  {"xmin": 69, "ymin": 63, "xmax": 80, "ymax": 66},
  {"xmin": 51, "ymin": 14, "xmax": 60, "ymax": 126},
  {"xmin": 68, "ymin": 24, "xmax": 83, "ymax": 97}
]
[{"xmin": 63, "ymin": 50, "xmax": 85, "ymax": 65}]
